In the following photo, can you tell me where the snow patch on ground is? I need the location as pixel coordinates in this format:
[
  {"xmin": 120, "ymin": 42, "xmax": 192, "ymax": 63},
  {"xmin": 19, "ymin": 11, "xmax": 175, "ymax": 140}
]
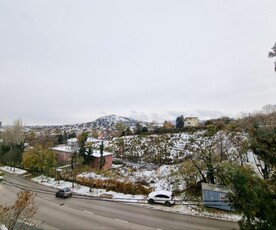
[
  {"xmin": 0, "ymin": 166, "xmax": 27, "ymax": 175},
  {"xmin": 0, "ymin": 224, "xmax": 8, "ymax": 230}
]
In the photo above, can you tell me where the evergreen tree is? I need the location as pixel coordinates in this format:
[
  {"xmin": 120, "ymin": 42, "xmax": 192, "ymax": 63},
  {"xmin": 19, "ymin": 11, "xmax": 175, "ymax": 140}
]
[
  {"xmin": 86, "ymin": 146, "xmax": 93, "ymax": 165},
  {"xmin": 227, "ymin": 166, "xmax": 276, "ymax": 230},
  {"xmin": 57, "ymin": 134, "xmax": 64, "ymax": 145},
  {"xmin": 228, "ymin": 111, "xmax": 276, "ymax": 229},
  {"xmin": 250, "ymin": 124, "xmax": 276, "ymax": 179},
  {"xmin": 68, "ymin": 132, "xmax": 77, "ymax": 139},
  {"xmin": 176, "ymin": 115, "xmax": 184, "ymax": 129},
  {"xmin": 268, "ymin": 42, "xmax": 276, "ymax": 71},
  {"xmin": 77, "ymin": 132, "xmax": 89, "ymax": 164},
  {"xmin": 99, "ymin": 141, "xmax": 105, "ymax": 170}
]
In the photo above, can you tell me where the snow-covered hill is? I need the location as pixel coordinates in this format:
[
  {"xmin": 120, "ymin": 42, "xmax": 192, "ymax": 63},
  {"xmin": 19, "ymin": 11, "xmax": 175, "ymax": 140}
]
[
  {"xmin": 87, "ymin": 114, "xmax": 139, "ymax": 130},
  {"xmin": 30, "ymin": 114, "xmax": 149, "ymax": 138}
]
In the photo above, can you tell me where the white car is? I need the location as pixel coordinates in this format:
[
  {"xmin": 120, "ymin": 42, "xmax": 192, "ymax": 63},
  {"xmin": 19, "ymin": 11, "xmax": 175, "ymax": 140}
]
[{"xmin": 147, "ymin": 190, "xmax": 174, "ymax": 206}]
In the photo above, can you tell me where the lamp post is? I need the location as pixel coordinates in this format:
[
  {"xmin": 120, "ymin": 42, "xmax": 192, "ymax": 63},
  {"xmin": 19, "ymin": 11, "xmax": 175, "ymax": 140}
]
[
  {"xmin": 89, "ymin": 174, "xmax": 92, "ymax": 192},
  {"xmin": 56, "ymin": 168, "xmax": 62, "ymax": 186},
  {"xmin": 72, "ymin": 170, "xmax": 76, "ymax": 188}
]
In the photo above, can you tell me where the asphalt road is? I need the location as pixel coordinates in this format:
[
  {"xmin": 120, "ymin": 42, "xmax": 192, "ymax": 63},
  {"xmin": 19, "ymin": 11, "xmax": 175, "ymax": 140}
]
[{"xmin": 0, "ymin": 171, "xmax": 239, "ymax": 230}]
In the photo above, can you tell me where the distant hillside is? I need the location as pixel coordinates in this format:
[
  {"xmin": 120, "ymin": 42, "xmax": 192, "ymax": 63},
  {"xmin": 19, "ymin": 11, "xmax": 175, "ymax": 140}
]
[
  {"xmin": 85, "ymin": 114, "xmax": 140, "ymax": 130},
  {"xmin": 52, "ymin": 114, "xmax": 147, "ymax": 134},
  {"xmin": 28, "ymin": 114, "xmax": 151, "ymax": 139}
]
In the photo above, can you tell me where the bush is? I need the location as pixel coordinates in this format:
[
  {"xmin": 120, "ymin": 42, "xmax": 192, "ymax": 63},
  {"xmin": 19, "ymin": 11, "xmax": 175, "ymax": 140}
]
[{"xmin": 76, "ymin": 176, "xmax": 151, "ymax": 195}]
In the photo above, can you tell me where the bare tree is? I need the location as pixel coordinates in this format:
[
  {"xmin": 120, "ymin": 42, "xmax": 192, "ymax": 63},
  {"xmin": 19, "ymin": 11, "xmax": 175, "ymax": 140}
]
[
  {"xmin": 183, "ymin": 131, "xmax": 249, "ymax": 185},
  {"xmin": 185, "ymin": 136, "xmax": 219, "ymax": 184},
  {"xmin": 1, "ymin": 119, "xmax": 25, "ymax": 146},
  {"xmin": 262, "ymin": 104, "xmax": 276, "ymax": 114},
  {"xmin": 0, "ymin": 190, "xmax": 38, "ymax": 229}
]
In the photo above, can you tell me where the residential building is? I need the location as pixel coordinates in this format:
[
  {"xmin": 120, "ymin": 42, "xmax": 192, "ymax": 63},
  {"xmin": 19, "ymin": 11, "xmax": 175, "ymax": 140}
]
[
  {"xmin": 89, "ymin": 151, "xmax": 113, "ymax": 171},
  {"xmin": 52, "ymin": 145, "xmax": 74, "ymax": 165},
  {"xmin": 52, "ymin": 145, "xmax": 113, "ymax": 170},
  {"xmin": 184, "ymin": 117, "xmax": 199, "ymax": 127}
]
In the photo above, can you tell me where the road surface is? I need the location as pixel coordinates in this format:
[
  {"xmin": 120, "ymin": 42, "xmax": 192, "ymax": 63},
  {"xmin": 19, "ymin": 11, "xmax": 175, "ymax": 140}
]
[{"xmin": 0, "ymin": 171, "xmax": 239, "ymax": 230}]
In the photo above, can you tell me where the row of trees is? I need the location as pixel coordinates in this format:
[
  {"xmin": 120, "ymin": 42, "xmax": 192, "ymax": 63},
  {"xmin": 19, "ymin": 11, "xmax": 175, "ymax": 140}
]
[
  {"xmin": 0, "ymin": 120, "xmax": 25, "ymax": 167},
  {"xmin": 0, "ymin": 121, "xmax": 108, "ymax": 175}
]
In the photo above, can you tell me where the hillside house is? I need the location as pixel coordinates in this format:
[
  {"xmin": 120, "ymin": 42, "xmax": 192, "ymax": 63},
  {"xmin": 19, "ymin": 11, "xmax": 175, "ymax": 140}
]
[
  {"xmin": 184, "ymin": 117, "xmax": 199, "ymax": 127},
  {"xmin": 52, "ymin": 145, "xmax": 113, "ymax": 170},
  {"xmin": 89, "ymin": 151, "xmax": 113, "ymax": 171},
  {"xmin": 52, "ymin": 146, "xmax": 74, "ymax": 165}
]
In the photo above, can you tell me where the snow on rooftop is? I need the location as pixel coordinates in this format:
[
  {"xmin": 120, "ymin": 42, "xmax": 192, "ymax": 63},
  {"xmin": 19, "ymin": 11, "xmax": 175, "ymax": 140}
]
[
  {"xmin": 92, "ymin": 151, "xmax": 113, "ymax": 158},
  {"xmin": 67, "ymin": 138, "xmax": 78, "ymax": 143},
  {"xmin": 51, "ymin": 145, "xmax": 74, "ymax": 152},
  {"xmin": 86, "ymin": 137, "xmax": 102, "ymax": 143}
]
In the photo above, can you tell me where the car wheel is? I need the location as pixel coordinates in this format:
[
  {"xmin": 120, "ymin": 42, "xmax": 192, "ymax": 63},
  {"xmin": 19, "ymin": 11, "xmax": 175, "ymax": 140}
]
[
  {"xmin": 148, "ymin": 199, "xmax": 154, "ymax": 204},
  {"xmin": 165, "ymin": 201, "xmax": 171, "ymax": 207}
]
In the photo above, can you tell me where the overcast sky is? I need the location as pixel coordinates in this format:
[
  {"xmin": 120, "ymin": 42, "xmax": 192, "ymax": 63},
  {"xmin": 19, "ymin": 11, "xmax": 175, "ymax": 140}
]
[{"xmin": 1, "ymin": 0, "xmax": 276, "ymax": 126}]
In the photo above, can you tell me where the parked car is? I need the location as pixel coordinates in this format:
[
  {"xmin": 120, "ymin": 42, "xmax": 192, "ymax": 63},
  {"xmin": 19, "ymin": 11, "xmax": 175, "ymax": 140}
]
[
  {"xmin": 147, "ymin": 190, "xmax": 174, "ymax": 206},
  {"xmin": 55, "ymin": 187, "xmax": 73, "ymax": 198}
]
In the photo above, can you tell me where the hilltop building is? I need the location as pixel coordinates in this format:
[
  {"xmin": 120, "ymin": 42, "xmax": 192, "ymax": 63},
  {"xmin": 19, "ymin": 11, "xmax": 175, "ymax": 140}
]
[{"xmin": 184, "ymin": 117, "xmax": 199, "ymax": 127}]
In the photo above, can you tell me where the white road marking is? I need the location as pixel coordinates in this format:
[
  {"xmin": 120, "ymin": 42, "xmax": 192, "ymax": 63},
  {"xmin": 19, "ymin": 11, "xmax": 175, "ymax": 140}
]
[
  {"xmin": 115, "ymin": 218, "xmax": 129, "ymax": 223},
  {"xmin": 84, "ymin": 210, "xmax": 94, "ymax": 215},
  {"xmin": 43, "ymin": 197, "xmax": 49, "ymax": 200}
]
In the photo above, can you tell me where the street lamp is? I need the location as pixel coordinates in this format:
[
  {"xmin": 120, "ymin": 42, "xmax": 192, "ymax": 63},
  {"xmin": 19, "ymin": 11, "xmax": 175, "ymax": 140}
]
[{"xmin": 56, "ymin": 168, "xmax": 62, "ymax": 186}]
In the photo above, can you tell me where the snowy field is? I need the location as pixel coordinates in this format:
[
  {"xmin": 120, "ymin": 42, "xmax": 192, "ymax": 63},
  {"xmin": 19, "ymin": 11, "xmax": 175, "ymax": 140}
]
[{"xmin": 0, "ymin": 165, "xmax": 241, "ymax": 222}]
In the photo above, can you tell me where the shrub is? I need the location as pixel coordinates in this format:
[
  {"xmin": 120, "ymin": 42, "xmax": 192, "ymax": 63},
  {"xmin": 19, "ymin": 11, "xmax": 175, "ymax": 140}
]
[{"xmin": 75, "ymin": 176, "xmax": 151, "ymax": 195}]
